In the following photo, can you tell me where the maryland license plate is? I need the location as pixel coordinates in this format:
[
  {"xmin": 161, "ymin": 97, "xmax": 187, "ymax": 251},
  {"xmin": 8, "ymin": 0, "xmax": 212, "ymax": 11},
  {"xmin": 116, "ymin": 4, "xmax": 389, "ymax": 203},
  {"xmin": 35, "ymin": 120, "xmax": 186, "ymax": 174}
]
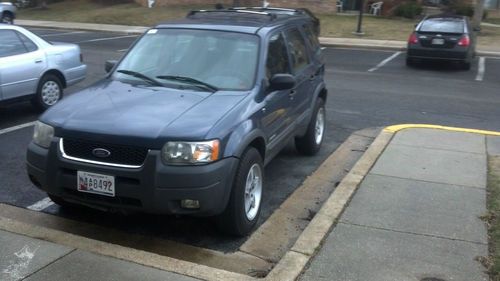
[{"xmin": 77, "ymin": 171, "xmax": 115, "ymax": 197}]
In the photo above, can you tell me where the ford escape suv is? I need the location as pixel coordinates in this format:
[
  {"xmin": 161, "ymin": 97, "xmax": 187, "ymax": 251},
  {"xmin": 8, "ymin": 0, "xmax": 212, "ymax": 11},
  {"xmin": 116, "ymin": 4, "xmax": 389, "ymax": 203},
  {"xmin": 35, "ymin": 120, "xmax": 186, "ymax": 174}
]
[{"xmin": 27, "ymin": 8, "xmax": 327, "ymax": 236}]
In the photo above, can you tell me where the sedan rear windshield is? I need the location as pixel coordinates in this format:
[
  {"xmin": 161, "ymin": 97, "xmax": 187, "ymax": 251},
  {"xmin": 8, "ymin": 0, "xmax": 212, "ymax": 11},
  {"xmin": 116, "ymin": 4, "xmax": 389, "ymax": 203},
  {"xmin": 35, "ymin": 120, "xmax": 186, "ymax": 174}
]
[
  {"xmin": 419, "ymin": 19, "xmax": 465, "ymax": 34},
  {"xmin": 114, "ymin": 29, "xmax": 260, "ymax": 91}
]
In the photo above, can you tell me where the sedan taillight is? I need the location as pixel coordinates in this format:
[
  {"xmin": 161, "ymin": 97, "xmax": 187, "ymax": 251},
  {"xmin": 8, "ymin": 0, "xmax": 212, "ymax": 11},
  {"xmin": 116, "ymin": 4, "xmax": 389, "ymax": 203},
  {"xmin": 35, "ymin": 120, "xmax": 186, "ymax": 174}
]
[
  {"xmin": 408, "ymin": 33, "xmax": 419, "ymax": 45},
  {"xmin": 458, "ymin": 35, "xmax": 470, "ymax": 47}
]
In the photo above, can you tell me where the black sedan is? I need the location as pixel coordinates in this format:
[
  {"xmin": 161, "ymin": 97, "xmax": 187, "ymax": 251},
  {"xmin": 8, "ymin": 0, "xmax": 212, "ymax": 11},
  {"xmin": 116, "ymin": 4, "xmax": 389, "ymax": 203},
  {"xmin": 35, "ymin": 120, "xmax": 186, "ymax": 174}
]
[{"xmin": 406, "ymin": 15, "xmax": 477, "ymax": 70}]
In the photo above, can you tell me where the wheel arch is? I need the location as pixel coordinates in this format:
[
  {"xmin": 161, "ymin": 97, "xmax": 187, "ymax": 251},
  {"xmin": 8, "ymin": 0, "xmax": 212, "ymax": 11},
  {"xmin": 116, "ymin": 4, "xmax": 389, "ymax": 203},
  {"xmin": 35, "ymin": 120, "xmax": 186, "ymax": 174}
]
[{"xmin": 41, "ymin": 69, "xmax": 67, "ymax": 88}]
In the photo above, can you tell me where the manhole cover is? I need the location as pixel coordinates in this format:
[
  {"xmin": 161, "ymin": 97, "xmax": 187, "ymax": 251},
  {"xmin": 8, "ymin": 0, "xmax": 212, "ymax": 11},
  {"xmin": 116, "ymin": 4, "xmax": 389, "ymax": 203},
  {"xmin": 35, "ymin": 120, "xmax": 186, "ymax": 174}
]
[{"xmin": 421, "ymin": 278, "xmax": 446, "ymax": 281}]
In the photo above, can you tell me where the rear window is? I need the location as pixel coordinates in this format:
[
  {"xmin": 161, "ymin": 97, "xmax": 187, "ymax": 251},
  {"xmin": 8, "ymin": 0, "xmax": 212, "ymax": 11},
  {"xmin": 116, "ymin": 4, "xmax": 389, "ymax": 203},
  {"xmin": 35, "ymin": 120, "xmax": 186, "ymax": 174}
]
[{"xmin": 419, "ymin": 19, "xmax": 464, "ymax": 33}]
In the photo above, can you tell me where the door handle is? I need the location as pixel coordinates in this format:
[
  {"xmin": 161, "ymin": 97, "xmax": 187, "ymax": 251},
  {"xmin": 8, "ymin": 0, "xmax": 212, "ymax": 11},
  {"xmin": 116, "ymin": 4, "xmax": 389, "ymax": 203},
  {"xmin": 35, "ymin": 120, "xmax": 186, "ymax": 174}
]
[
  {"xmin": 309, "ymin": 74, "xmax": 316, "ymax": 81},
  {"xmin": 289, "ymin": 90, "xmax": 296, "ymax": 100},
  {"xmin": 35, "ymin": 59, "xmax": 43, "ymax": 63}
]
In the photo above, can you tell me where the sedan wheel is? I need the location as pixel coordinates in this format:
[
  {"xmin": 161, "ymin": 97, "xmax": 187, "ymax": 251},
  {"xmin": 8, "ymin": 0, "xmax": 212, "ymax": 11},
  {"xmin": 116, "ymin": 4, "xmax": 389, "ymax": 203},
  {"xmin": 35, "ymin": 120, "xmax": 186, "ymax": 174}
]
[{"xmin": 33, "ymin": 74, "xmax": 64, "ymax": 110}]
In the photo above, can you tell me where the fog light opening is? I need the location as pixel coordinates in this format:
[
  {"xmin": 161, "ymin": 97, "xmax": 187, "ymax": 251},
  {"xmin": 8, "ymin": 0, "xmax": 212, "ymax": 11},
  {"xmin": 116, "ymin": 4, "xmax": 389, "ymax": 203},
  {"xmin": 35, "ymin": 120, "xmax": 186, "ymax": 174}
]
[{"xmin": 181, "ymin": 199, "xmax": 200, "ymax": 209}]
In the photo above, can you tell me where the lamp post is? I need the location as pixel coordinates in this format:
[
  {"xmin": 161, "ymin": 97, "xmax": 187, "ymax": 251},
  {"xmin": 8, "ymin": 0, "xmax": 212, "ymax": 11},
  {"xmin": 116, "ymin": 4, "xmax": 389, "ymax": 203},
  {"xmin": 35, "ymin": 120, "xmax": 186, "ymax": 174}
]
[{"xmin": 353, "ymin": 0, "xmax": 365, "ymax": 35}]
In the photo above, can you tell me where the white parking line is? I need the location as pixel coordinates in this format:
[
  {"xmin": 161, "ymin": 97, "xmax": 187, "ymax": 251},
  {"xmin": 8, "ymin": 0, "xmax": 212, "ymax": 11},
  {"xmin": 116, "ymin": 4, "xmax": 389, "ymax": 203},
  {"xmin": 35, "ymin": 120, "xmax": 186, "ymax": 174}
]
[
  {"xmin": 27, "ymin": 197, "xmax": 54, "ymax": 211},
  {"xmin": 0, "ymin": 122, "xmax": 36, "ymax": 136},
  {"xmin": 76, "ymin": 35, "xmax": 137, "ymax": 44},
  {"xmin": 476, "ymin": 57, "xmax": 486, "ymax": 81},
  {"xmin": 368, "ymin": 51, "xmax": 402, "ymax": 72},
  {"xmin": 39, "ymin": 31, "xmax": 87, "ymax": 37}
]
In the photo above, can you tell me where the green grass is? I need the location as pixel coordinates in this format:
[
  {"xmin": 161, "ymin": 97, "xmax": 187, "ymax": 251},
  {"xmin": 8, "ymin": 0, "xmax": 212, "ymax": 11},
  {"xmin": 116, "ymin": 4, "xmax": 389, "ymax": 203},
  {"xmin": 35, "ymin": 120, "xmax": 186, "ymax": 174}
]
[
  {"xmin": 485, "ymin": 157, "xmax": 500, "ymax": 281},
  {"xmin": 17, "ymin": 0, "xmax": 500, "ymax": 47}
]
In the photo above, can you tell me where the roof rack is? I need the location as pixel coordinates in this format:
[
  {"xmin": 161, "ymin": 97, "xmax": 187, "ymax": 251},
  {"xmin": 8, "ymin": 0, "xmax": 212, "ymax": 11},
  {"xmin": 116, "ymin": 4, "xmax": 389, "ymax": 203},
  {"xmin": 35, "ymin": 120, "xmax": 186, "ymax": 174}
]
[
  {"xmin": 232, "ymin": 7, "xmax": 299, "ymax": 12},
  {"xmin": 187, "ymin": 9, "xmax": 278, "ymax": 20}
]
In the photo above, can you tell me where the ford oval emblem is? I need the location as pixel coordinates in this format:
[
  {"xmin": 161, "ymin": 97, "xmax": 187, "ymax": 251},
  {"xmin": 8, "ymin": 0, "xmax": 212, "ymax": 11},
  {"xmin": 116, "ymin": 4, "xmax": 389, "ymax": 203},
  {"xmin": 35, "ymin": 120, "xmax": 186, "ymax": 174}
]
[{"xmin": 92, "ymin": 148, "xmax": 111, "ymax": 158}]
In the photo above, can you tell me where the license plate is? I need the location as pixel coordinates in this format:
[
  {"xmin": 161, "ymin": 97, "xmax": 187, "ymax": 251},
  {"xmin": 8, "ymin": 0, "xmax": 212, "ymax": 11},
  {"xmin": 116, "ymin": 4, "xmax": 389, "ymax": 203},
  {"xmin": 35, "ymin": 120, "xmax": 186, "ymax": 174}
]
[
  {"xmin": 77, "ymin": 171, "xmax": 115, "ymax": 197},
  {"xmin": 432, "ymin": 38, "xmax": 445, "ymax": 45}
]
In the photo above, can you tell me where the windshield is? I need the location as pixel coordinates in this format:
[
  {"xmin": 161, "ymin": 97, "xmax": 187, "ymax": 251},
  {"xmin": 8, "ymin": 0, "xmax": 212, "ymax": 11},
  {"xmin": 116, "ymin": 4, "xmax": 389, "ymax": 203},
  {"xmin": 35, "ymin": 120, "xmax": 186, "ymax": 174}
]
[
  {"xmin": 113, "ymin": 28, "xmax": 260, "ymax": 91},
  {"xmin": 419, "ymin": 19, "xmax": 464, "ymax": 34}
]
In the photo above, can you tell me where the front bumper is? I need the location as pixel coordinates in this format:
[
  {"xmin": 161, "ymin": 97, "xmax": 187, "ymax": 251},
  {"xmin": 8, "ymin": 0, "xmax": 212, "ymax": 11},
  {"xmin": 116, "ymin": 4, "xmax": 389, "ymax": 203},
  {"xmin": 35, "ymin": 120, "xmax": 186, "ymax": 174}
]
[{"xmin": 26, "ymin": 138, "xmax": 239, "ymax": 216}]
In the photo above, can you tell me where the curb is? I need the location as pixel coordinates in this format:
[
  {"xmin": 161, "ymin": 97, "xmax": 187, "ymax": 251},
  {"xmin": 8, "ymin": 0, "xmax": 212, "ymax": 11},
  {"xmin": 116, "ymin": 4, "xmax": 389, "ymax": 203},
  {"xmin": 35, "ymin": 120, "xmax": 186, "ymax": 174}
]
[
  {"xmin": 264, "ymin": 129, "xmax": 394, "ymax": 280},
  {"xmin": 385, "ymin": 124, "xmax": 500, "ymax": 136}
]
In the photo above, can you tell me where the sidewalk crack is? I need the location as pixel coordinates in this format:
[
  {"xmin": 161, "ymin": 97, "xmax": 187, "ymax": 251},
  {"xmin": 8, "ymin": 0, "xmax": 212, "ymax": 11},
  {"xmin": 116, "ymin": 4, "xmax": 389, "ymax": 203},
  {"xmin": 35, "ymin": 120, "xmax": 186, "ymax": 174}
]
[
  {"xmin": 339, "ymin": 221, "xmax": 488, "ymax": 246},
  {"xmin": 20, "ymin": 248, "xmax": 77, "ymax": 280},
  {"xmin": 368, "ymin": 173, "xmax": 486, "ymax": 190}
]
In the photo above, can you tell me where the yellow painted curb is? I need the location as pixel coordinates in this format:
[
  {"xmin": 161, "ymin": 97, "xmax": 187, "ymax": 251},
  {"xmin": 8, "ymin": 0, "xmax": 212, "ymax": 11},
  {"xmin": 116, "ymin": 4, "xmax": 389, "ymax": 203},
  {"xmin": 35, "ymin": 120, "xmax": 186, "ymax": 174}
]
[{"xmin": 384, "ymin": 124, "xmax": 500, "ymax": 136}]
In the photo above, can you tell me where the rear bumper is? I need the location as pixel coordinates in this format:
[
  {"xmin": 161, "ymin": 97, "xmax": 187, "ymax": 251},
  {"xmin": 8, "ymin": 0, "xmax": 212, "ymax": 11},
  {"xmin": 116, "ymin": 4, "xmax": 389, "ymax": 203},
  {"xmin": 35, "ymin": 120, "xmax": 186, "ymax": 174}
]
[
  {"xmin": 64, "ymin": 64, "xmax": 87, "ymax": 87},
  {"xmin": 27, "ymin": 138, "xmax": 239, "ymax": 216},
  {"xmin": 407, "ymin": 44, "xmax": 470, "ymax": 61}
]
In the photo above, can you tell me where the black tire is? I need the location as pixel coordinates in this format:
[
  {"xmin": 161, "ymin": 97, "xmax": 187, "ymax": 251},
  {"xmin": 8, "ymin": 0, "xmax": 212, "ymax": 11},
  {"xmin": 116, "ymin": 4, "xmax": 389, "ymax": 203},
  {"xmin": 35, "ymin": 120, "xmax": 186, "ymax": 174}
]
[
  {"xmin": 406, "ymin": 57, "xmax": 414, "ymax": 67},
  {"xmin": 1, "ymin": 13, "xmax": 14, "ymax": 24},
  {"xmin": 216, "ymin": 147, "xmax": 263, "ymax": 236},
  {"xmin": 295, "ymin": 98, "xmax": 326, "ymax": 156},
  {"xmin": 32, "ymin": 74, "xmax": 64, "ymax": 110}
]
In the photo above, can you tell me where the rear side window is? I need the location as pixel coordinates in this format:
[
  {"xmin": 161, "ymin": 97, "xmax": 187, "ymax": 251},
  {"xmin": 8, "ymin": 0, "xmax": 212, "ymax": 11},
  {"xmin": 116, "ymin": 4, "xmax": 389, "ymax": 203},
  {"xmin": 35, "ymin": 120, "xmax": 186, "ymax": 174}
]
[
  {"xmin": 0, "ymin": 30, "xmax": 28, "ymax": 58},
  {"xmin": 17, "ymin": 32, "xmax": 38, "ymax": 52},
  {"xmin": 419, "ymin": 19, "xmax": 465, "ymax": 33},
  {"xmin": 285, "ymin": 28, "xmax": 310, "ymax": 73},
  {"xmin": 266, "ymin": 32, "xmax": 291, "ymax": 79}
]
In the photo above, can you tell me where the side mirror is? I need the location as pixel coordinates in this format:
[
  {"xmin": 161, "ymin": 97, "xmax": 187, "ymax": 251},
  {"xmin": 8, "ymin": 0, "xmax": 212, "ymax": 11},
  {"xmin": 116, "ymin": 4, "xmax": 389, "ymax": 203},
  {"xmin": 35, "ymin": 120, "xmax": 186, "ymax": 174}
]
[
  {"xmin": 269, "ymin": 74, "xmax": 296, "ymax": 91},
  {"xmin": 105, "ymin": 60, "xmax": 118, "ymax": 73}
]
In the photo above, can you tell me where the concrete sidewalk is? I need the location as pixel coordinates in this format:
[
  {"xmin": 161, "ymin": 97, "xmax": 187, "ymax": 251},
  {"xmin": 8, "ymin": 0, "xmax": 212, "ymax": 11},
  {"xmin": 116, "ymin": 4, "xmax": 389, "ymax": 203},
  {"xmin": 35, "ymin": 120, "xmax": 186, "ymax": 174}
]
[
  {"xmin": 15, "ymin": 19, "xmax": 500, "ymax": 56},
  {"xmin": 301, "ymin": 127, "xmax": 499, "ymax": 281}
]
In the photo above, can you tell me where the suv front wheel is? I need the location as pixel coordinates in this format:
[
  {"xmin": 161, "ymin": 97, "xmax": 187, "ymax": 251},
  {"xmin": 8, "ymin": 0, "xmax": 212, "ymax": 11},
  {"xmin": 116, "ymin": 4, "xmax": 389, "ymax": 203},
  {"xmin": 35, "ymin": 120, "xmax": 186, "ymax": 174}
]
[
  {"xmin": 216, "ymin": 147, "xmax": 263, "ymax": 236},
  {"xmin": 295, "ymin": 98, "xmax": 326, "ymax": 155}
]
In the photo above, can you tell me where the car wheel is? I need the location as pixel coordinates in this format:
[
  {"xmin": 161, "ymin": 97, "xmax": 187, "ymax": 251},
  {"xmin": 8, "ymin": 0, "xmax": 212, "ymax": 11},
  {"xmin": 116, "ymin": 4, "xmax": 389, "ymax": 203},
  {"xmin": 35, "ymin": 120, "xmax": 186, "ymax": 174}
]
[
  {"xmin": 33, "ymin": 74, "xmax": 63, "ymax": 110},
  {"xmin": 295, "ymin": 98, "xmax": 326, "ymax": 156},
  {"xmin": 216, "ymin": 147, "xmax": 263, "ymax": 236},
  {"xmin": 406, "ymin": 57, "xmax": 415, "ymax": 67},
  {"xmin": 1, "ymin": 13, "xmax": 14, "ymax": 24}
]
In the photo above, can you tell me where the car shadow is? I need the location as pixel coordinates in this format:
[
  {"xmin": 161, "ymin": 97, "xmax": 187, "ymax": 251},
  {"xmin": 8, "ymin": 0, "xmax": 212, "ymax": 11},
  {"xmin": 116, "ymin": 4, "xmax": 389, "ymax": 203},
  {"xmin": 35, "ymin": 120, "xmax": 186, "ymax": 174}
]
[{"xmin": 407, "ymin": 59, "xmax": 473, "ymax": 72}]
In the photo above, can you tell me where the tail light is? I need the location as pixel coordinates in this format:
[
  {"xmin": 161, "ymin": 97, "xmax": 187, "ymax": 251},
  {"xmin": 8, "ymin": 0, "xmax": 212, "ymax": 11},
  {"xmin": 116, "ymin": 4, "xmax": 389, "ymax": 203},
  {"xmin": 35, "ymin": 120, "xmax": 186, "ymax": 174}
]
[
  {"xmin": 458, "ymin": 35, "xmax": 470, "ymax": 47},
  {"xmin": 408, "ymin": 33, "xmax": 418, "ymax": 45}
]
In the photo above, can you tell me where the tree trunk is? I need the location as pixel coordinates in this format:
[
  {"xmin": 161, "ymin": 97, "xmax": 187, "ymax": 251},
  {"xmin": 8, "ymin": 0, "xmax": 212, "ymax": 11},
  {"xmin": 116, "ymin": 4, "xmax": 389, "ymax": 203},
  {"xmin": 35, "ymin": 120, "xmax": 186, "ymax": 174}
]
[{"xmin": 472, "ymin": 0, "xmax": 485, "ymax": 29}]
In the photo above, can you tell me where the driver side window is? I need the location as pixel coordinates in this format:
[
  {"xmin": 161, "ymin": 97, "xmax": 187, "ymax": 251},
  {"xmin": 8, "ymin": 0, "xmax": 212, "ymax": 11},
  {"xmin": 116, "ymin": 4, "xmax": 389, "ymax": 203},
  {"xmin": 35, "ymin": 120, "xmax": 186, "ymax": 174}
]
[{"xmin": 266, "ymin": 32, "xmax": 291, "ymax": 80}]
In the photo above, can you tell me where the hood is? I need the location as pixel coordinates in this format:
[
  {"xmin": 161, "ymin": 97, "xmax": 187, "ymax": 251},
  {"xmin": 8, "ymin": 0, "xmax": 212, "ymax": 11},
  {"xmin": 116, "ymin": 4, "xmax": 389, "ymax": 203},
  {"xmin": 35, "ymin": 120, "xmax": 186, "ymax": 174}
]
[{"xmin": 41, "ymin": 79, "xmax": 246, "ymax": 149}]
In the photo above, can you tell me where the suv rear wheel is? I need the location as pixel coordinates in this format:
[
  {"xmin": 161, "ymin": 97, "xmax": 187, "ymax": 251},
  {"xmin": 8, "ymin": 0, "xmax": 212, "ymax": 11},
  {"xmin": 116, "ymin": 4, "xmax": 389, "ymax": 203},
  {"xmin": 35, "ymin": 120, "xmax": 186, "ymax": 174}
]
[
  {"xmin": 295, "ymin": 98, "xmax": 326, "ymax": 156},
  {"xmin": 216, "ymin": 147, "xmax": 263, "ymax": 236}
]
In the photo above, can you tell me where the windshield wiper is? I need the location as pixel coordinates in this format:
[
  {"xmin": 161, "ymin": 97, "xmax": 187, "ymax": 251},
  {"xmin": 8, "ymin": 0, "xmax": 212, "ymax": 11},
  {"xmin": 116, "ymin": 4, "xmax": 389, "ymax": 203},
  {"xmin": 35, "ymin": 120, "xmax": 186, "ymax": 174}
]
[
  {"xmin": 156, "ymin": 75, "xmax": 218, "ymax": 93},
  {"xmin": 117, "ymin": 70, "xmax": 163, "ymax": 87}
]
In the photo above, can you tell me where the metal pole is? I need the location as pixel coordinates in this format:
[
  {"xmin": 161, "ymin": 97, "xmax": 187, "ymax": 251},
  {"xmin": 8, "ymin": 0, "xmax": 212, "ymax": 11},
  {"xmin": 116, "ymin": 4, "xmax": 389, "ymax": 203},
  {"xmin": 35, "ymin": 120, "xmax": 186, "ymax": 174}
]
[{"xmin": 354, "ymin": 0, "xmax": 365, "ymax": 35}]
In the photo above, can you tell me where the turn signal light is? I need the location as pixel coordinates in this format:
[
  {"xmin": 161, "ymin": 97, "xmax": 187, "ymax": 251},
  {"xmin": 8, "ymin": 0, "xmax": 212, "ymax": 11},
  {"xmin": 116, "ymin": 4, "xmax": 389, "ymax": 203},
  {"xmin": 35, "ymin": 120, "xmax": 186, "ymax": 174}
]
[
  {"xmin": 458, "ymin": 35, "xmax": 470, "ymax": 47},
  {"xmin": 408, "ymin": 33, "xmax": 419, "ymax": 44}
]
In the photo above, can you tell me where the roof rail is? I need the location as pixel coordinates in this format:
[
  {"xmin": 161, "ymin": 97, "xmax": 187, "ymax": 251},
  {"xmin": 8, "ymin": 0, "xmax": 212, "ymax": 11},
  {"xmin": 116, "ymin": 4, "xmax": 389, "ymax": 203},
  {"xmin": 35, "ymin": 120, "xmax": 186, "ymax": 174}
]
[{"xmin": 187, "ymin": 9, "xmax": 278, "ymax": 20}]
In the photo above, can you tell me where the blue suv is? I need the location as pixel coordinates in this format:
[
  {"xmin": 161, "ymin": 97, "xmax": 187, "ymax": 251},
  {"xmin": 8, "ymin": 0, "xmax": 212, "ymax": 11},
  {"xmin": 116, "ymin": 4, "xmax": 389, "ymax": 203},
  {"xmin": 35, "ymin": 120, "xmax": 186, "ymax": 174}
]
[{"xmin": 27, "ymin": 8, "xmax": 327, "ymax": 236}]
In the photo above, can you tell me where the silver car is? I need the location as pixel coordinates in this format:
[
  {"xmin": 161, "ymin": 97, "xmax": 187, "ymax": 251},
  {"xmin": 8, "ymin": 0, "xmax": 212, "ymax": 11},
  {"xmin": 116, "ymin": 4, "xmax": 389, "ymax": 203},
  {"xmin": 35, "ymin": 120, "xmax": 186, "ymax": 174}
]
[
  {"xmin": 0, "ymin": 2, "xmax": 16, "ymax": 24},
  {"xmin": 0, "ymin": 24, "xmax": 86, "ymax": 109}
]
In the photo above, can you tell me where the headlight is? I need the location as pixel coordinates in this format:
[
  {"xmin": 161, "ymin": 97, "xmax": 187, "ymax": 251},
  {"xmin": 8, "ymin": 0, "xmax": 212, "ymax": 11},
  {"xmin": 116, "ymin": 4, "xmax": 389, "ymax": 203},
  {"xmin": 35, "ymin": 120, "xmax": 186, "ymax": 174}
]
[
  {"xmin": 161, "ymin": 140, "xmax": 220, "ymax": 165},
  {"xmin": 33, "ymin": 121, "xmax": 54, "ymax": 148}
]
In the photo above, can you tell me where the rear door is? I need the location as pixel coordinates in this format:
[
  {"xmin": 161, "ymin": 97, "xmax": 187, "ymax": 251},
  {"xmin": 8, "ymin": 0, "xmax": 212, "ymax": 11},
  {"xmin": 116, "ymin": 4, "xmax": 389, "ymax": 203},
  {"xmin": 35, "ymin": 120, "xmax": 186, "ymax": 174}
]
[{"xmin": 0, "ymin": 29, "xmax": 46, "ymax": 101}]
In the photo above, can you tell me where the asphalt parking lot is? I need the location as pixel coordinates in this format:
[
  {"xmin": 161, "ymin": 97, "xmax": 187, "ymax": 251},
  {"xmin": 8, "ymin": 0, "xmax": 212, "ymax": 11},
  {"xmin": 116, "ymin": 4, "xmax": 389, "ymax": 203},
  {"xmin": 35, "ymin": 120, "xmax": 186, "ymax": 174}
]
[{"xmin": 1, "ymin": 28, "xmax": 500, "ymax": 262}]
